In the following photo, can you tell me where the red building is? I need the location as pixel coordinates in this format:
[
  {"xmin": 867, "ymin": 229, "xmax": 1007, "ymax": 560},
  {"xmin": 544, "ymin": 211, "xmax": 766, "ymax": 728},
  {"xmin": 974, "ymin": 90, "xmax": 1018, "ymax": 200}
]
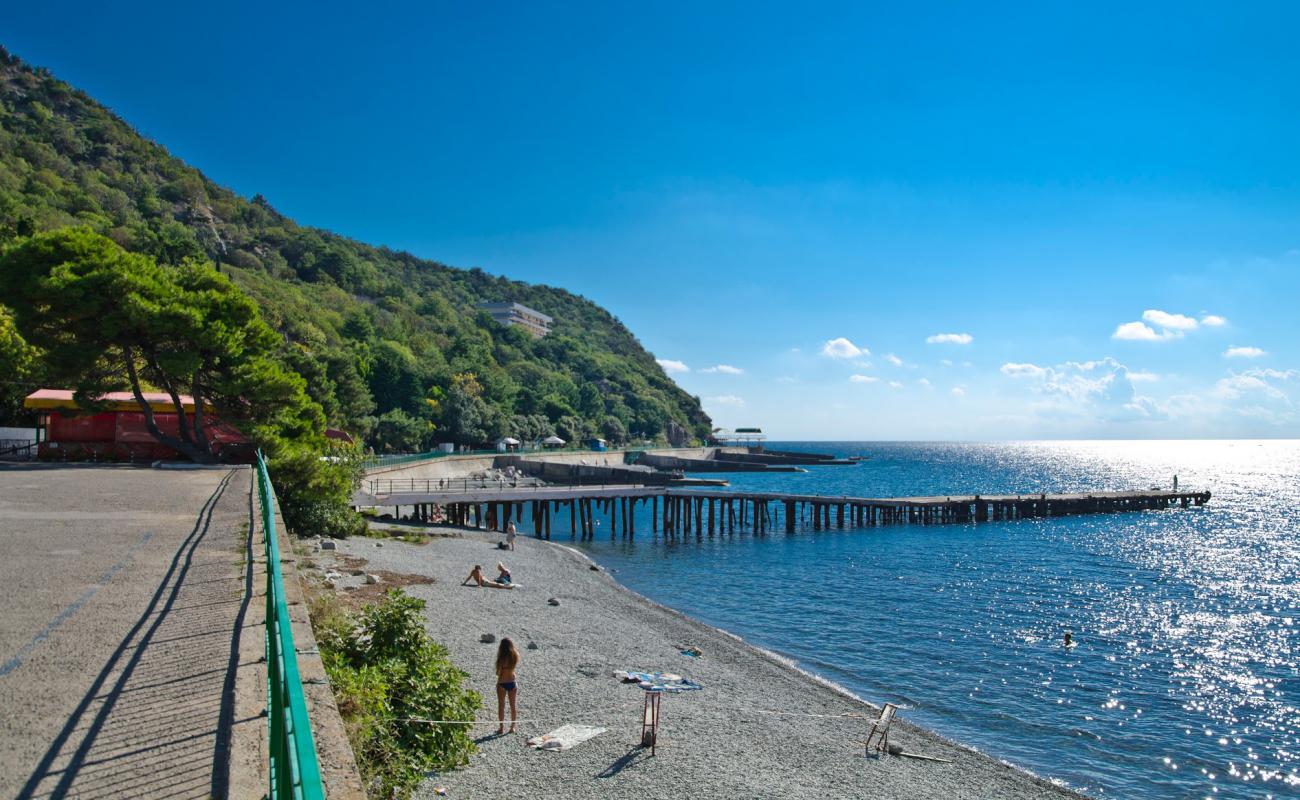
[{"xmin": 24, "ymin": 389, "xmax": 253, "ymax": 462}]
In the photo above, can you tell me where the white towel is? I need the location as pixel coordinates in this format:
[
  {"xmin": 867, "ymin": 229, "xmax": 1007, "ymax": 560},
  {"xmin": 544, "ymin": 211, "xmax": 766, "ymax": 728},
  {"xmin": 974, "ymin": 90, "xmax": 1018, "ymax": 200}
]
[{"xmin": 527, "ymin": 724, "xmax": 607, "ymax": 751}]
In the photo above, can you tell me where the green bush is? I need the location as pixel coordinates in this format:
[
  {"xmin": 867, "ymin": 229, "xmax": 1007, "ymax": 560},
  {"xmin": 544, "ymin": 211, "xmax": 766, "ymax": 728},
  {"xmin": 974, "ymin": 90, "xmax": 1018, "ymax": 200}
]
[
  {"xmin": 269, "ymin": 446, "xmax": 368, "ymax": 538},
  {"xmin": 316, "ymin": 590, "xmax": 480, "ymax": 799}
]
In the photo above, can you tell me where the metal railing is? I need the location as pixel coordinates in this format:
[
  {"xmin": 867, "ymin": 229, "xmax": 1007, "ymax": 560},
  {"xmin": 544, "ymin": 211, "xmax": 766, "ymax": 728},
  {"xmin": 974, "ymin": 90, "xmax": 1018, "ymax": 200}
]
[
  {"xmin": 360, "ymin": 444, "xmax": 637, "ymax": 471},
  {"xmin": 367, "ymin": 475, "xmax": 550, "ymax": 494},
  {"xmin": 256, "ymin": 452, "xmax": 325, "ymax": 800},
  {"xmin": 364, "ymin": 467, "xmax": 682, "ymax": 497}
]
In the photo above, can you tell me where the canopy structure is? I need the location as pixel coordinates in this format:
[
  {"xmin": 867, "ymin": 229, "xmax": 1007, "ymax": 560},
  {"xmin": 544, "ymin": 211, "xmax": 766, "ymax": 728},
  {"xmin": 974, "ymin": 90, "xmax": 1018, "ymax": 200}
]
[
  {"xmin": 24, "ymin": 388, "xmax": 209, "ymax": 414},
  {"xmin": 498, "ymin": 437, "xmax": 521, "ymax": 445},
  {"xmin": 543, "ymin": 435, "xmax": 566, "ymax": 446}
]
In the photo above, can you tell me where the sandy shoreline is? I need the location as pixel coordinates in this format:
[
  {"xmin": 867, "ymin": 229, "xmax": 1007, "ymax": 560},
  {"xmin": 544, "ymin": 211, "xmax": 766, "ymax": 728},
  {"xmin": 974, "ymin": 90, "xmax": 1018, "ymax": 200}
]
[{"xmin": 313, "ymin": 528, "xmax": 1085, "ymax": 799}]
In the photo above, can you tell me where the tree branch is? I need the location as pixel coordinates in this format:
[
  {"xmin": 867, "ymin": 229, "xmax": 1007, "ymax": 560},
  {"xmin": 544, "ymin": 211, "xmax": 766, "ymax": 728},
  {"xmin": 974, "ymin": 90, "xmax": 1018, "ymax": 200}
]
[{"xmin": 124, "ymin": 348, "xmax": 211, "ymax": 462}]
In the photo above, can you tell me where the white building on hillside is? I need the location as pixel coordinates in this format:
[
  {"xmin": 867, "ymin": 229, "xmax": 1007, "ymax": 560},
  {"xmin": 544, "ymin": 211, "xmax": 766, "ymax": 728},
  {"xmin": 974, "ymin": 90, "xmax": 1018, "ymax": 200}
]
[{"xmin": 479, "ymin": 301, "xmax": 553, "ymax": 338}]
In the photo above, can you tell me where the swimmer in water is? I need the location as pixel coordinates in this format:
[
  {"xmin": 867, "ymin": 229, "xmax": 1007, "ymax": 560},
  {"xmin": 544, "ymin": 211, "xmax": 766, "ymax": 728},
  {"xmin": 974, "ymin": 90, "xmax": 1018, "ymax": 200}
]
[{"xmin": 1064, "ymin": 630, "xmax": 1074, "ymax": 648}]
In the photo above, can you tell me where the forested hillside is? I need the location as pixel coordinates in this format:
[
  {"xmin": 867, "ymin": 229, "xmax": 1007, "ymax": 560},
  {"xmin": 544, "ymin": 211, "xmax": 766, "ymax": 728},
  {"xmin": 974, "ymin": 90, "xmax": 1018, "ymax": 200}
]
[{"xmin": 0, "ymin": 46, "xmax": 710, "ymax": 450}]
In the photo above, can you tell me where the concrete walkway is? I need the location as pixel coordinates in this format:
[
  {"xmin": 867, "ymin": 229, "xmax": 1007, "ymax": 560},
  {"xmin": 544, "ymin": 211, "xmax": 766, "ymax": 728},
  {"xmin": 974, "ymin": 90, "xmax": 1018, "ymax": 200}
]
[{"xmin": 0, "ymin": 464, "xmax": 254, "ymax": 799}]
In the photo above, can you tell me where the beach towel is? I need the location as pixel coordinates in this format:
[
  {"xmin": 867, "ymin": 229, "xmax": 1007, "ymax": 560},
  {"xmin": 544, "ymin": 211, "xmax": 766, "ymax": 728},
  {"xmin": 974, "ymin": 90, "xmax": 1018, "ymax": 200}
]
[
  {"xmin": 614, "ymin": 670, "xmax": 704, "ymax": 692},
  {"xmin": 527, "ymin": 724, "xmax": 607, "ymax": 751}
]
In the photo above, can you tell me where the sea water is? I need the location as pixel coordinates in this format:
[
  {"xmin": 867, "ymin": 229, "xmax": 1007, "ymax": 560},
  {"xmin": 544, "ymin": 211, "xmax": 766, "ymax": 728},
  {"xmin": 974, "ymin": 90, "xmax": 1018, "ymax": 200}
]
[{"xmin": 569, "ymin": 441, "xmax": 1300, "ymax": 799}]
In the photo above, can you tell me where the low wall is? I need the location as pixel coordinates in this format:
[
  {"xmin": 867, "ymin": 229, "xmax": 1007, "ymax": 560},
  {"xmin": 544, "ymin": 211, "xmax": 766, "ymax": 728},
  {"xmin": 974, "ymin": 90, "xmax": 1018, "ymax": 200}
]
[{"xmin": 497, "ymin": 456, "xmax": 678, "ymax": 486}]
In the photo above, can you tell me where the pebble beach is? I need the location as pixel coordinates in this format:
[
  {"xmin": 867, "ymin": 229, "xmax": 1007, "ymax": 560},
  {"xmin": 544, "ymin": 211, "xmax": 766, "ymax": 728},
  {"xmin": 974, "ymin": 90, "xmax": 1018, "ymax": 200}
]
[{"xmin": 315, "ymin": 528, "xmax": 1085, "ymax": 800}]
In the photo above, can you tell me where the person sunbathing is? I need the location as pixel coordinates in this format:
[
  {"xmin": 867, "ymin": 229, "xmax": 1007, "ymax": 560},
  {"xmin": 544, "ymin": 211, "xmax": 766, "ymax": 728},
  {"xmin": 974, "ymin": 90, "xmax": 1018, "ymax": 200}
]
[{"xmin": 462, "ymin": 564, "xmax": 514, "ymax": 589}]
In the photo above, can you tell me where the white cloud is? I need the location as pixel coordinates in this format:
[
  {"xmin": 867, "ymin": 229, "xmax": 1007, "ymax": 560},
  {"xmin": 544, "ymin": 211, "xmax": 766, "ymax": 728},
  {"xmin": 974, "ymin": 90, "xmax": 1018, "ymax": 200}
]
[
  {"xmin": 1001, "ymin": 362, "xmax": 1048, "ymax": 379},
  {"xmin": 822, "ymin": 337, "xmax": 868, "ymax": 359},
  {"xmin": 656, "ymin": 358, "xmax": 689, "ymax": 373},
  {"xmin": 940, "ymin": 359, "xmax": 954, "ymax": 367},
  {"xmin": 1244, "ymin": 368, "xmax": 1298, "ymax": 380},
  {"xmin": 926, "ymin": 333, "xmax": 973, "ymax": 345},
  {"xmin": 1203, "ymin": 371, "xmax": 1296, "ymax": 426},
  {"xmin": 776, "ymin": 375, "xmax": 799, "ymax": 384},
  {"xmin": 1142, "ymin": 309, "xmax": 1199, "ymax": 331},
  {"xmin": 700, "ymin": 364, "xmax": 745, "ymax": 374},
  {"xmin": 706, "ymin": 395, "xmax": 746, "ymax": 407},
  {"xmin": 1201, "ymin": 315, "xmax": 1228, "ymax": 327},
  {"xmin": 888, "ymin": 381, "xmax": 903, "ymax": 389},
  {"xmin": 884, "ymin": 353, "xmax": 904, "ymax": 367},
  {"xmin": 1000, "ymin": 356, "xmax": 1164, "ymax": 422},
  {"xmin": 1224, "ymin": 346, "xmax": 1266, "ymax": 359},
  {"xmin": 917, "ymin": 378, "xmax": 932, "ymax": 388},
  {"xmin": 1128, "ymin": 371, "xmax": 1160, "ymax": 382},
  {"xmin": 1113, "ymin": 321, "xmax": 1179, "ymax": 341},
  {"xmin": 849, "ymin": 374, "xmax": 879, "ymax": 383},
  {"xmin": 951, "ymin": 387, "xmax": 966, "ymax": 397}
]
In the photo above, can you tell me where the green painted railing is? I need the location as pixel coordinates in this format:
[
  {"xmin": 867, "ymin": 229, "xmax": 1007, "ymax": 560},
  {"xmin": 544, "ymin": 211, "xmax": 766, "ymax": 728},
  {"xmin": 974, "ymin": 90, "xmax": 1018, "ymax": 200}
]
[{"xmin": 256, "ymin": 452, "xmax": 325, "ymax": 800}]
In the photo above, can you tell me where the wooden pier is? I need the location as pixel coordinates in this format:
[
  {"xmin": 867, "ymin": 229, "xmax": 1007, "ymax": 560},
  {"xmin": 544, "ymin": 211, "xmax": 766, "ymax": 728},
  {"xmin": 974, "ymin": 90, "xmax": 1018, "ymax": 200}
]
[{"xmin": 359, "ymin": 485, "xmax": 1211, "ymax": 540}]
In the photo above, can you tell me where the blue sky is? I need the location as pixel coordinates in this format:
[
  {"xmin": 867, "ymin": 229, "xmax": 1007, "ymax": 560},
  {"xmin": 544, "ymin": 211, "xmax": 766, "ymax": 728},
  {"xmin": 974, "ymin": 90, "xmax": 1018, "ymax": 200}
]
[{"xmin": 8, "ymin": 2, "xmax": 1300, "ymax": 438}]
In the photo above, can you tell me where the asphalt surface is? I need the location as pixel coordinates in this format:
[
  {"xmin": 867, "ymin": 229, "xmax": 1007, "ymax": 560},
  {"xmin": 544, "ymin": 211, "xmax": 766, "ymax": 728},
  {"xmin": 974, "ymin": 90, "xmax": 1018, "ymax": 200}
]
[{"xmin": 0, "ymin": 464, "xmax": 254, "ymax": 799}]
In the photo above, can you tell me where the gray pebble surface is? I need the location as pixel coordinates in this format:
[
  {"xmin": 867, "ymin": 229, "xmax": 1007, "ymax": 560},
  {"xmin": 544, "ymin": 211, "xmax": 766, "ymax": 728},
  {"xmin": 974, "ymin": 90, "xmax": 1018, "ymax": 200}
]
[{"xmin": 318, "ymin": 530, "xmax": 1085, "ymax": 800}]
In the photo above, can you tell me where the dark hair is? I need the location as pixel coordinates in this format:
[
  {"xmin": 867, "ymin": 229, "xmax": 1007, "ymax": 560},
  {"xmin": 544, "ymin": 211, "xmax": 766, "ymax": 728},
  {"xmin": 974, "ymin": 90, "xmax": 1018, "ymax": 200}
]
[{"xmin": 495, "ymin": 638, "xmax": 519, "ymax": 673}]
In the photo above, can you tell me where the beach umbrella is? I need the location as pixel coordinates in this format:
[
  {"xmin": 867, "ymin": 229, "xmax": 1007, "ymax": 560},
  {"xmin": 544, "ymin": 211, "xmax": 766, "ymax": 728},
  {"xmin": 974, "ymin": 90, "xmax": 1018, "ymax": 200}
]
[
  {"xmin": 543, "ymin": 435, "xmax": 566, "ymax": 445},
  {"xmin": 500, "ymin": 437, "xmax": 521, "ymax": 445}
]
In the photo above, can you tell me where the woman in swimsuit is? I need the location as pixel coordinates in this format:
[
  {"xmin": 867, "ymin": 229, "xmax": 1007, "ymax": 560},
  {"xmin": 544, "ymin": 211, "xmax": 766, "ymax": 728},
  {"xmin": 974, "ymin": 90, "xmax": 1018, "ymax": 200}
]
[
  {"xmin": 462, "ymin": 564, "xmax": 513, "ymax": 589},
  {"xmin": 495, "ymin": 638, "xmax": 520, "ymax": 734},
  {"xmin": 496, "ymin": 562, "xmax": 512, "ymax": 585}
]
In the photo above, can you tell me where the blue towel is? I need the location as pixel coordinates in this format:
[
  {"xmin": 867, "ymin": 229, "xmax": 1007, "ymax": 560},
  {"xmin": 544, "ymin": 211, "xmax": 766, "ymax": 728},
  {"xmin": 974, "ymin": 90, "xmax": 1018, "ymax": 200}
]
[{"xmin": 617, "ymin": 670, "xmax": 703, "ymax": 692}]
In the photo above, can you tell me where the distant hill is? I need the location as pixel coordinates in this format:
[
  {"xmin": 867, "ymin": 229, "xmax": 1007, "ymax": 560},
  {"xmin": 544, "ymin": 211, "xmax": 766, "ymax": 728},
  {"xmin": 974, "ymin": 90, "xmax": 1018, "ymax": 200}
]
[{"xmin": 0, "ymin": 46, "xmax": 710, "ymax": 448}]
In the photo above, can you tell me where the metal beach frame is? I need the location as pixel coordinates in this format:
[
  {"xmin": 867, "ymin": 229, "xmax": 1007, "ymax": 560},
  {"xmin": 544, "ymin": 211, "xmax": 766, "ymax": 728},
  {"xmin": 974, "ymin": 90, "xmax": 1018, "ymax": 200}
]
[
  {"xmin": 865, "ymin": 703, "xmax": 897, "ymax": 756},
  {"xmin": 257, "ymin": 451, "xmax": 325, "ymax": 800}
]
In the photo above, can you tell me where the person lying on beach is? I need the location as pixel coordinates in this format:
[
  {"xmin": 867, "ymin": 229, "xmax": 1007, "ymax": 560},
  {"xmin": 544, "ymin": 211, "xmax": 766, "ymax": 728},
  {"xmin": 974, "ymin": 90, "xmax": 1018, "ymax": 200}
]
[
  {"xmin": 496, "ymin": 562, "xmax": 513, "ymax": 585},
  {"xmin": 496, "ymin": 638, "xmax": 520, "ymax": 734},
  {"xmin": 462, "ymin": 564, "xmax": 514, "ymax": 589}
]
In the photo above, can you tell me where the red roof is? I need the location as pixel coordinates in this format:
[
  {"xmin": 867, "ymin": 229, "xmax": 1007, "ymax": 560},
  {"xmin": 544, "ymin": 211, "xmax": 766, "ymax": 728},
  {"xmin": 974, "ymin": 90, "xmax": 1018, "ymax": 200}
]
[{"xmin": 25, "ymin": 388, "xmax": 202, "ymax": 413}]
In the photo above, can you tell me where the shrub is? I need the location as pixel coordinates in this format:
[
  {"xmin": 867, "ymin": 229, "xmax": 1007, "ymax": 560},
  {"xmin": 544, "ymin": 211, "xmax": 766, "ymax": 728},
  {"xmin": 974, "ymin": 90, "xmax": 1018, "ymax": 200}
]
[
  {"xmin": 269, "ymin": 445, "xmax": 368, "ymax": 538},
  {"xmin": 315, "ymin": 590, "xmax": 480, "ymax": 799}
]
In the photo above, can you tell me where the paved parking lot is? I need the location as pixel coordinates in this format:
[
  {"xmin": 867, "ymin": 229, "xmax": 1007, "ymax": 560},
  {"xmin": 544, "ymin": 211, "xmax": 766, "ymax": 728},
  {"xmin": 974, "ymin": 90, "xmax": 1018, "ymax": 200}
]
[{"xmin": 0, "ymin": 464, "xmax": 252, "ymax": 799}]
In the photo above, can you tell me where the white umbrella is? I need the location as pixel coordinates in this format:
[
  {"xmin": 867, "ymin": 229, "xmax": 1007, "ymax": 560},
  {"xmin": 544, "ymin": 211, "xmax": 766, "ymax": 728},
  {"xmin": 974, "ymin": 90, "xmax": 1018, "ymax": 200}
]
[
  {"xmin": 543, "ymin": 435, "xmax": 566, "ymax": 445},
  {"xmin": 499, "ymin": 437, "xmax": 521, "ymax": 445}
]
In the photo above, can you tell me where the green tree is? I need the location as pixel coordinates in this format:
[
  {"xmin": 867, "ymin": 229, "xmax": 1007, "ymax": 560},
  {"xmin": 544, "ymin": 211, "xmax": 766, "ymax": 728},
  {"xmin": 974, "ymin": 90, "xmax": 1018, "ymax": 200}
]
[
  {"xmin": 0, "ymin": 228, "xmax": 322, "ymax": 462},
  {"xmin": 0, "ymin": 305, "xmax": 40, "ymax": 423},
  {"xmin": 371, "ymin": 408, "xmax": 429, "ymax": 453},
  {"xmin": 601, "ymin": 415, "xmax": 627, "ymax": 444}
]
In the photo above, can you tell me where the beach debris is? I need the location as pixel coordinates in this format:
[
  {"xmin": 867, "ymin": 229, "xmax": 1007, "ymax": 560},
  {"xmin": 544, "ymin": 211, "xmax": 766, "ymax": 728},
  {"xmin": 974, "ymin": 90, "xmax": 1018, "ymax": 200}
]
[
  {"xmin": 480, "ymin": 633, "xmax": 496, "ymax": 643},
  {"xmin": 527, "ymin": 724, "xmax": 606, "ymax": 751},
  {"xmin": 547, "ymin": 597, "xmax": 560, "ymax": 606},
  {"xmin": 432, "ymin": 787, "xmax": 448, "ymax": 796},
  {"xmin": 365, "ymin": 574, "xmax": 380, "ymax": 585},
  {"xmin": 588, "ymin": 565, "xmax": 600, "ymax": 571},
  {"xmin": 679, "ymin": 647, "xmax": 703, "ymax": 658},
  {"xmin": 375, "ymin": 542, "xmax": 384, "ymax": 547},
  {"xmin": 527, "ymin": 641, "xmax": 539, "ymax": 650},
  {"xmin": 320, "ymin": 540, "xmax": 337, "ymax": 551},
  {"xmin": 324, "ymin": 570, "xmax": 343, "ymax": 582}
]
